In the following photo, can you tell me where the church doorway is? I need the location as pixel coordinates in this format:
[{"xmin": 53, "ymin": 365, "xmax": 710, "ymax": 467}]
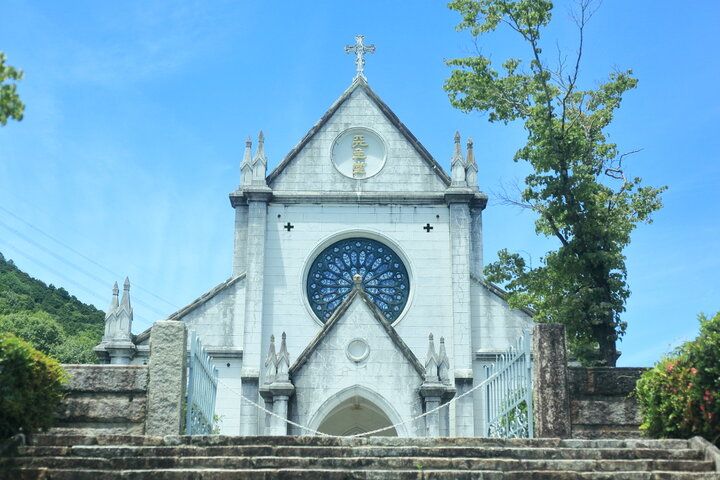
[{"xmin": 316, "ymin": 395, "xmax": 398, "ymax": 436}]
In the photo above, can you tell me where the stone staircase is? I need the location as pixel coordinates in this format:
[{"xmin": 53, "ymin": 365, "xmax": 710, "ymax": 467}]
[{"xmin": 2, "ymin": 435, "xmax": 719, "ymax": 479}]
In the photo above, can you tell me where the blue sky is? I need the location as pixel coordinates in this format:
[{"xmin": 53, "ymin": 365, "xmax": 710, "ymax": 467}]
[{"xmin": 0, "ymin": 1, "xmax": 718, "ymax": 367}]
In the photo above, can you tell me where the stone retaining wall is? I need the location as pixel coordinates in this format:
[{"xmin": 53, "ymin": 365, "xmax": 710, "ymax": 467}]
[
  {"xmin": 52, "ymin": 364, "xmax": 149, "ymax": 435},
  {"xmin": 568, "ymin": 366, "xmax": 647, "ymax": 439},
  {"xmin": 532, "ymin": 324, "xmax": 648, "ymax": 439}
]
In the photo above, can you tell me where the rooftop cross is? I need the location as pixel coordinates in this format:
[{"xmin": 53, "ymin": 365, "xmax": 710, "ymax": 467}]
[{"xmin": 345, "ymin": 35, "xmax": 375, "ymax": 80}]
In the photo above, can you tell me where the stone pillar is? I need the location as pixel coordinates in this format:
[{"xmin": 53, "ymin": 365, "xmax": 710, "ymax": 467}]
[
  {"xmin": 106, "ymin": 344, "xmax": 136, "ymax": 365},
  {"xmin": 244, "ymin": 196, "xmax": 268, "ymax": 370},
  {"xmin": 233, "ymin": 204, "xmax": 249, "ymax": 276},
  {"xmin": 447, "ymin": 200, "xmax": 472, "ymax": 374},
  {"xmin": 240, "ymin": 189, "xmax": 271, "ymax": 435},
  {"xmin": 420, "ymin": 387, "xmax": 443, "ymax": 438},
  {"xmin": 469, "ymin": 206, "xmax": 483, "ymax": 278},
  {"xmin": 533, "ymin": 323, "xmax": 572, "ymax": 438},
  {"xmin": 271, "ymin": 395, "xmax": 290, "ymax": 435},
  {"xmin": 144, "ymin": 320, "xmax": 187, "ymax": 436},
  {"xmin": 239, "ymin": 377, "xmax": 259, "ymax": 436},
  {"xmin": 439, "ymin": 397, "xmax": 451, "ymax": 436},
  {"xmin": 446, "ymin": 193, "xmax": 475, "ymax": 436},
  {"xmin": 454, "ymin": 378, "xmax": 475, "ymax": 436}
]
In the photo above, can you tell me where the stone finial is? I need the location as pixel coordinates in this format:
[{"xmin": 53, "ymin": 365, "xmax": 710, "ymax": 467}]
[
  {"xmin": 251, "ymin": 130, "xmax": 268, "ymax": 186},
  {"xmin": 438, "ymin": 337, "xmax": 451, "ymax": 385},
  {"xmin": 264, "ymin": 334, "xmax": 278, "ymax": 384},
  {"xmin": 97, "ymin": 278, "xmax": 135, "ymax": 364},
  {"xmin": 465, "ymin": 137, "xmax": 478, "ymax": 190},
  {"xmin": 121, "ymin": 277, "xmax": 131, "ymax": 309},
  {"xmin": 241, "ymin": 136, "xmax": 253, "ymax": 187},
  {"xmin": 276, "ymin": 332, "xmax": 290, "ymax": 382},
  {"xmin": 450, "ymin": 131, "xmax": 467, "ymax": 187},
  {"xmin": 424, "ymin": 333, "xmax": 439, "ymax": 383},
  {"xmin": 107, "ymin": 281, "xmax": 119, "ymax": 315},
  {"xmin": 353, "ymin": 274, "xmax": 363, "ymax": 287}
]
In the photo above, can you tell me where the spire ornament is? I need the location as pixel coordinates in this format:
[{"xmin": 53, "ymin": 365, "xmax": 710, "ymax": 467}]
[
  {"xmin": 466, "ymin": 137, "xmax": 478, "ymax": 190},
  {"xmin": 241, "ymin": 136, "xmax": 253, "ymax": 187},
  {"xmin": 450, "ymin": 131, "xmax": 467, "ymax": 187},
  {"xmin": 345, "ymin": 35, "xmax": 375, "ymax": 80},
  {"xmin": 251, "ymin": 130, "xmax": 268, "ymax": 185}
]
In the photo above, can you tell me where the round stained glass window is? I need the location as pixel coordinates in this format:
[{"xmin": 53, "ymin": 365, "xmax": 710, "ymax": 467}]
[{"xmin": 307, "ymin": 238, "xmax": 410, "ymax": 323}]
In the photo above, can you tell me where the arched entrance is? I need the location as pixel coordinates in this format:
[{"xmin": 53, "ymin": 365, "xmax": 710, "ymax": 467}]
[
  {"xmin": 308, "ymin": 385, "xmax": 406, "ymax": 437},
  {"xmin": 317, "ymin": 395, "xmax": 397, "ymax": 436}
]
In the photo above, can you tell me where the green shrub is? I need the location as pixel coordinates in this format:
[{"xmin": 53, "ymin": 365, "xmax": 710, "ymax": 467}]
[
  {"xmin": 0, "ymin": 332, "xmax": 68, "ymax": 439},
  {"xmin": 636, "ymin": 312, "xmax": 720, "ymax": 444}
]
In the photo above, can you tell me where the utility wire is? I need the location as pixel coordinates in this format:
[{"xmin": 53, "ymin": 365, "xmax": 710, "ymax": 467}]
[
  {"xmin": 0, "ymin": 205, "xmax": 180, "ymax": 309},
  {"xmin": 0, "ymin": 239, "xmax": 154, "ymax": 332},
  {"xmin": 0, "ymin": 220, "xmax": 171, "ymax": 320}
]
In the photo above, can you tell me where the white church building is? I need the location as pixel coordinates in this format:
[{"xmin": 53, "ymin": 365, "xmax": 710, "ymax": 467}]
[{"xmin": 95, "ymin": 37, "xmax": 533, "ymax": 437}]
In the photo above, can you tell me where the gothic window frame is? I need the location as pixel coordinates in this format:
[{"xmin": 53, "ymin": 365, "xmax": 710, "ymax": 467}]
[{"xmin": 305, "ymin": 236, "xmax": 411, "ymax": 324}]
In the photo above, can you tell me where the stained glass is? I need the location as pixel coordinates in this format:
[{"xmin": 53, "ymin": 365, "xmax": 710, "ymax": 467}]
[{"xmin": 307, "ymin": 238, "xmax": 409, "ymax": 323}]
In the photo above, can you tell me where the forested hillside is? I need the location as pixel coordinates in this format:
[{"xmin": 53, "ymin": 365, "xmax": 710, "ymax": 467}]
[{"xmin": 0, "ymin": 252, "xmax": 104, "ymax": 363}]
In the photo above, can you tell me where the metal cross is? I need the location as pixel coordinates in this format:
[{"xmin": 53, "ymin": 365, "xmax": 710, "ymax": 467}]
[
  {"xmin": 423, "ymin": 223, "xmax": 434, "ymax": 233},
  {"xmin": 284, "ymin": 222, "xmax": 294, "ymax": 231},
  {"xmin": 345, "ymin": 35, "xmax": 375, "ymax": 80}
]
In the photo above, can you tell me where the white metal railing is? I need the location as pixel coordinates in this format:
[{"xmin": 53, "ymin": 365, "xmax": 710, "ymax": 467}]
[
  {"xmin": 185, "ymin": 331, "xmax": 218, "ymax": 435},
  {"xmin": 481, "ymin": 329, "xmax": 534, "ymax": 438}
]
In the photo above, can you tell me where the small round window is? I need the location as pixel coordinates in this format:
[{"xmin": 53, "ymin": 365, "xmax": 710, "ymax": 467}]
[{"xmin": 306, "ymin": 238, "xmax": 410, "ymax": 323}]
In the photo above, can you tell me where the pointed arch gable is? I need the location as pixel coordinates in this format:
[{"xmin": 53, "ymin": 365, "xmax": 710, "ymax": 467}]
[{"xmin": 307, "ymin": 384, "xmax": 409, "ymax": 437}]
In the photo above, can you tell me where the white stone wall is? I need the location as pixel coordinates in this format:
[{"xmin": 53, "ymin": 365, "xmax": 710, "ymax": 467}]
[
  {"xmin": 261, "ymin": 202, "xmax": 453, "ymax": 381},
  {"xmin": 213, "ymin": 356, "xmax": 242, "ymax": 435},
  {"xmin": 471, "ymin": 279, "xmax": 533, "ymax": 353},
  {"xmin": 290, "ymin": 295, "xmax": 424, "ymax": 437},
  {"xmin": 179, "ymin": 280, "xmax": 246, "ymax": 349},
  {"xmin": 269, "ymin": 88, "xmax": 448, "ymax": 194}
]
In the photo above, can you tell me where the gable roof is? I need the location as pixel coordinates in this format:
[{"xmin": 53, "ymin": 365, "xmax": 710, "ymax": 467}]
[
  {"xmin": 266, "ymin": 77, "xmax": 451, "ymax": 187},
  {"xmin": 289, "ymin": 287, "xmax": 425, "ymax": 377},
  {"xmin": 470, "ymin": 273, "xmax": 535, "ymax": 318},
  {"xmin": 133, "ymin": 274, "xmax": 245, "ymax": 344}
]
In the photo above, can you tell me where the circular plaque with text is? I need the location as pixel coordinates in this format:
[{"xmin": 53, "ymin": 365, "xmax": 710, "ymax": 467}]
[{"xmin": 331, "ymin": 128, "xmax": 386, "ymax": 179}]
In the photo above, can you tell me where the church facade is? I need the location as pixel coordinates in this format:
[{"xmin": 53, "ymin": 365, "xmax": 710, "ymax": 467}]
[{"xmin": 95, "ymin": 40, "xmax": 533, "ymax": 436}]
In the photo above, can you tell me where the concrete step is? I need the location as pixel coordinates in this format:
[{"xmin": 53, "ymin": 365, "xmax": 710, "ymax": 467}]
[
  {"xmin": 4, "ymin": 435, "xmax": 716, "ymax": 480},
  {"xmin": 26, "ymin": 434, "xmax": 693, "ymax": 449},
  {"xmin": 7, "ymin": 467, "xmax": 720, "ymax": 480},
  {"xmin": 6, "ymin": 455, "xmax": 716, "ymax": 472},
  {"xmin": 15, "ymin": 444, "xmax": 707, "ymax": 461}
]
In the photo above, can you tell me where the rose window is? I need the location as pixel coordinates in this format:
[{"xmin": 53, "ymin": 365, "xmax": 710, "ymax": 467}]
[{"xmin": 307, "ymin": 238, "xmax": 409, "ymax": 323}]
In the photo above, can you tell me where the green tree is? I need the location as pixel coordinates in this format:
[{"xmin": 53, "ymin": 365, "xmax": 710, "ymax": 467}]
[
  {"xmin": 0, "ymin": 52, "xmax": 24, "ymax": 125},
  {"xmin": 444, "ymin": 0, "xmax": 666, "ymax": 365},
  {"xmin": 0, "ymin": 311, "xmax": 64, "ymax": 356}
]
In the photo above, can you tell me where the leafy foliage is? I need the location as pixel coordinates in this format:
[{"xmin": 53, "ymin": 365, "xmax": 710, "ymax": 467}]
[
  {"xmin": 444, "ymin": 0, "xmax": 666, "ymax": 365},
  {"xmin": 0, "ymin": 51, "xmax": 24, "ymax": 126},
  {"xmin": 0, "ymin": 252, "xmax": 104, "ymax": 363},
  {"xmin": 635, "ymin": 312, "xmax": 720, "ymax": 445},
  {"xmin": 0, "ymin": 333, "xmax": 68, "ymax": 439}
]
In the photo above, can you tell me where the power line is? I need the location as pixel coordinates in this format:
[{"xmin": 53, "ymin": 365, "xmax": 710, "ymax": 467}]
[
  {"xmin": 0, "ymin": 205, "xmax": 180, "ymax": 309},
  {"xmin": 0, "ymin": 220, "xmax": 171, "ymax": 320},
  {"xmin": 0, "ymin": 240, "xmax": 155, "ymax": 332}
]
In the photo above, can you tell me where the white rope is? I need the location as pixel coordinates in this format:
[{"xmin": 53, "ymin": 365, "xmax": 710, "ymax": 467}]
[
  {"xmin": 217, "ymin": 379, "xmax": 329, "ymax": 436},
  {"xmin": 217, "ymin": 377, "xmax": 487, "ymax": 438}
]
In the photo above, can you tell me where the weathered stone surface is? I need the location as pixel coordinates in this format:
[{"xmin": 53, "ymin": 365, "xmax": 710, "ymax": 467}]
[
  {"xmin": 144, "ymin": 321, "xmax": 187, "ymax": 436},
  {"xmin": 572, "ymin": 398, "xmax": 642, "ymax": 426},
  {"xmin": 55, "ymin": 394, "xmax": 146, "ymax": 423},
  {"xmin": 533, "ymin": 323, "xmax": 571, "ymax": 438},
  {"xmin": 4, "ymin": 435, "xmax": 717, "ymax": 479},
  {"xmin": 569, "ymin": 367, "xmax": 647, "ymax": 397},
  {"xmin": 62, "ymin": 365, "xmax": 148, "ymax": 393},
  {"xmin": 567, "ymin": 366, "xmax": 646, "ymax": 438}
]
